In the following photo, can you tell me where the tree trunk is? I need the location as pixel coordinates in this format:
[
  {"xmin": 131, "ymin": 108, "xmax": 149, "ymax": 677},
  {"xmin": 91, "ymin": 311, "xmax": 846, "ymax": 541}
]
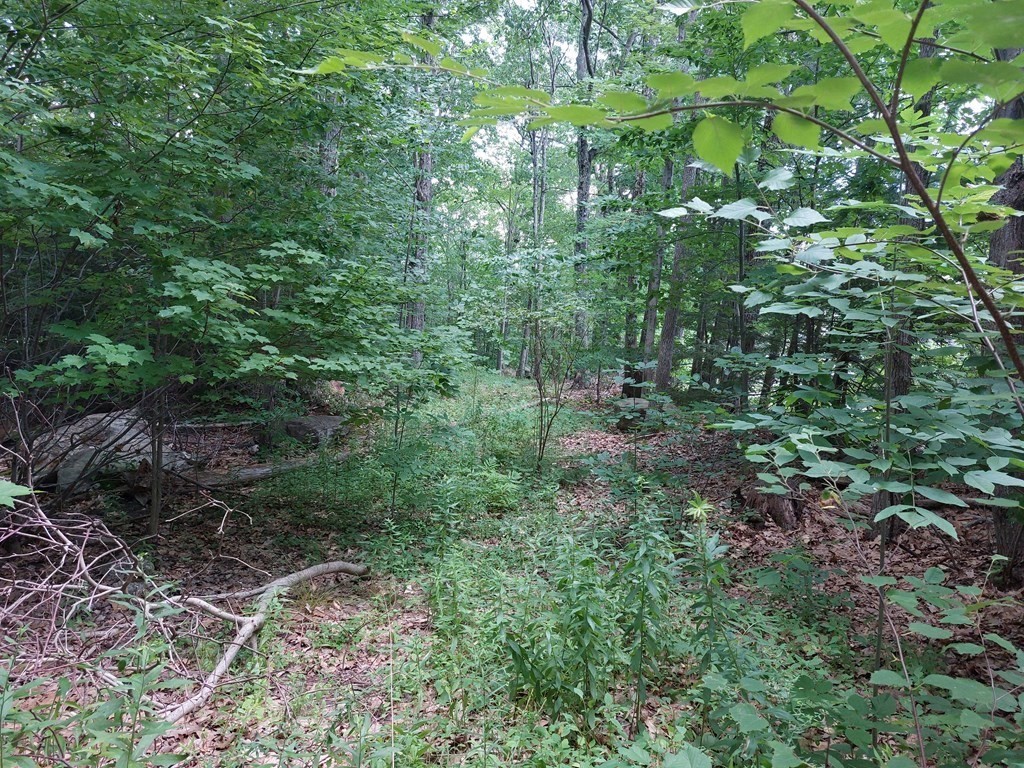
[
  {"xmin": 988, "ymin": 47, "xmax": 1024, "ymax": 581},
  {"xmin": 403, "ymin": 10, "xmax": 436, "ymax": 351},
  {"xmin": 654, "ymin": 161, "xmax": 698, "ymax": 390},
  {"xmin": 573, "ymin": 0, "xmax": 596, "ymax": 347},
  {"xmin": 641, "ymin": 159, "xmax": 674, "ymax": 371}
]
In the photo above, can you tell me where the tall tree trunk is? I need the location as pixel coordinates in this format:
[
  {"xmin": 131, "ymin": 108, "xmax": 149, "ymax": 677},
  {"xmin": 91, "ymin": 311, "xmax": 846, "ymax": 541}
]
[
  {"xmin": 758, "ymin": 323, "xmax": 785, "ymax": 409},
  {"xmin": 988, "ymin": 47, "xmax": 1024, "ymax": 581},
  {"xmin": 641, "ymin": 158, "xmax": 674, "ymax": 372},
  {"xmin": 574, "ymin": 0, "xmax": 596, "ymax": 347},
  {"xmin": 654, "ymin": 161, "xmax": 698, "ymax": 390},
  {"xmin": 403, "ymin": 10, "xmax": 436, "ymax": 353}
]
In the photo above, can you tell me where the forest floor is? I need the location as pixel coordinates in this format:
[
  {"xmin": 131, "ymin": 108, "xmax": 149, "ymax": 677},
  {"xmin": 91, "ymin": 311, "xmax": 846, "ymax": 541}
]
[{"xmin": 14, "ymin": 371, "xmax": 1024, "ymax": 767}]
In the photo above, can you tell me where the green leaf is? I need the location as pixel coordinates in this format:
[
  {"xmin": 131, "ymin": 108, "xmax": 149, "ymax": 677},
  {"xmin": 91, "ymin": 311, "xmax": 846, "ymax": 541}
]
[
  {"xmin": 658, "ymin": 206, "xmax": 690, "ymax": 219},
  {"xmin": 870, "ymin": 669, "xmax": 910, "ymax": 688},
  {"xmin": 70, "ymin": 228, "xmax": 104, "ymax": 248},
  {"xmin": 783, "ymin": 208, "xmax": 829, "ymax": 227},
  {"xmin": 664, "ymin": 745, "xmax": 712, "ymax": 768},
  {"xmin": 730, "ymin": 702, "xmax": 769, "ymax": 732},
  {"xmin": 742, "ymin": 0, "xmax": 796, "ymax": 48},
  {"xmin": 647, "ymin": 71, "xmax": 697, "ymax": 99},
  {"xmin": 0, "ymin": 480, "xmax": 33, "ymax": 508},
  {"xmin": 747, "ymin": 63, "xmax": 797, "ymax": 87},
  {"xmin": 623, "ymin": 112, "xmax": 674, "ymax": 132},
  {"xmin": 941, "ymin": 59, "xmax": 1024, "ymax": 102},
  {"xmin": 909, "ymin": 622, "xmax": 953, "ymax": 640},
  {"xmin": 914, "ymin": 486, "xmax": 967, "ymax": 507},
  {"xmin": 769, "ymin": 742, "xmax": 804, "ymax": 768},
  {"xmin": 759, "ymin": 168, "xmax": 796, "ymax": 190},
  {"xmin": 902, "ymin": 57, "xmax": 942, "ymax": 100},
  {"xmin": 544, "ymin": 105, "xmax": 608, "ymax": 127},
  {"xmin": 402, "ymin": 31, "xmax": 441, "ymax": 57},
  {"xmin": 781, "ymin": 77, "xmax": 863, "ymax": 111},
  {"xmin": 598, "ymin": 90, "xmax": 648, "ymax": 113},
  {"xmin": 692, "ymin": 116, "xmax": 744, "ymax": 174},
  {"xmin": 772, "ymin": 112, "xmax": 820, "ymax": 148},
  {"xmin": 964, "ymin": 469, "xmax": 1024, "ymax": 495},
  {"xmin": 922, "ymin": 674, "xmax": 1010, "ymax": 709},
  {"xmin": 714, "ymin": 198, "xmax": 772, "ymax": 222}
]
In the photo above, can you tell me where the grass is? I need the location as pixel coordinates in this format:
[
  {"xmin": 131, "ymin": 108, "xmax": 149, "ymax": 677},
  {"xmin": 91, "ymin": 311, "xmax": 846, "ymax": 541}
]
[{"xmin": 199, "ymin": 370, "xmax": 858, "ymax": 767}]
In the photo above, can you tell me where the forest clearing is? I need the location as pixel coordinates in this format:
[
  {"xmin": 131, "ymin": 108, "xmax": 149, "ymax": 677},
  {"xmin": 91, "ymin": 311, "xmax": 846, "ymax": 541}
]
[{"xmin": 3, "ymin": 0, "xmax": 1024, "ymax": 765}]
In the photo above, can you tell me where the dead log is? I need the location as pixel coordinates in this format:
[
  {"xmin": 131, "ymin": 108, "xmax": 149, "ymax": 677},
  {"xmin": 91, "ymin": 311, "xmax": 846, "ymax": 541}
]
[{"xmin": 169, "ymin": 458, "xmax": 320, "ymax": 490}]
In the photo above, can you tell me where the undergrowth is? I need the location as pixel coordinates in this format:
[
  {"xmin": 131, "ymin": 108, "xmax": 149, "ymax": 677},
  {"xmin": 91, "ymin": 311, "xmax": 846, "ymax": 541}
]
[{"xmin": 5, "ymin": 369, "xmax": 1023, "ymax": 767}]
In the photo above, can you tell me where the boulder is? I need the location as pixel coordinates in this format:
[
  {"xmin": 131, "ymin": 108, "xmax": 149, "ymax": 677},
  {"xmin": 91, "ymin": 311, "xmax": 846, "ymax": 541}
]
[{"xmin": 283, "ymin": 416, "xmax": 349, "ymax": 447}]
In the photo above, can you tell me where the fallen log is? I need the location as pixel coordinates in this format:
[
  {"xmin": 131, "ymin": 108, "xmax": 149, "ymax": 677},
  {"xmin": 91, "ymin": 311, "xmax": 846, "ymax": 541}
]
[
  {"xmin": 169, "ymin": 458, "xmax": 319, "ymax": 490},
  {"xmin": 160, "ymin": 559, "xmax": 369, "ymax": 723}
]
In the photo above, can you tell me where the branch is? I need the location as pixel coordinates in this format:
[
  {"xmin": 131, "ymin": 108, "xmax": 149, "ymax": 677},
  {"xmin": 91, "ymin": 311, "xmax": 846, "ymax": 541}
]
[{"xmin": 160, "ymin": 560, "xmax": 368, "ymax": 723}]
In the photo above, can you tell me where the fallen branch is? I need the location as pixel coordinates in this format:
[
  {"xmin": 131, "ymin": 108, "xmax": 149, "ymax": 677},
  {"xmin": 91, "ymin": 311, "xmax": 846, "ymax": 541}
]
[{"xmin": 160, "ymin": 560, "xmax": 369, "ymax": 723}]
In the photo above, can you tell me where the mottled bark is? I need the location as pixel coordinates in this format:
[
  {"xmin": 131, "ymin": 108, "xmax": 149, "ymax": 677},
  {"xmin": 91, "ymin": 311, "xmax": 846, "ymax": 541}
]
[
  {"xmin": 654, "ymin": 161, "xmax": 698, "ymax": 390},
  {"xmin": 640, "ymin": 159, "xmax": 673, "ymax": 369}
]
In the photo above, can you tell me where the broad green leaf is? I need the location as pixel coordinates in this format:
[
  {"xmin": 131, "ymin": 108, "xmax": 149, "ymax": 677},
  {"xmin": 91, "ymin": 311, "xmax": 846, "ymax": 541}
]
[
  {"xmin": 769, "ymin": 742, "xmax": 804, "ymax": 768},
  {"xmin": 664, "ymin": 745, "xmax": 712, "ymax": 768},
  {"xmin": 698, "ymin": 75, "xmax": 745, "ymax": 99},
  {"xmin": 747, "ymin": 63, "xmax": 797, "ymax": 87},
  {"xmin": 742, "ymin": 0, "xmax": 796, "ymax": 48},
  {"xmin": 544, "ymin": 105, "xmax": 608, "ymax": 127},
  {"xmin": 714, "ymin": 198, "xmax": 772, "ymax": 222},
  {"xmin": 923, "ymin": 674, "xmax": 1012, "ymax": 709},
  {"xmin": 783, "ymin": 208, "xmax": 829, "ymax": 227},
  {"xmin": 623, "ymin": 112, "xmax": 675, "ymax": 131},
  {"xmin": 965, "ymin": 469, "xmax": 1024, "ymax": 495},
  {"xmin": 598, "ymin": 90, "xmax": 648, "ymax": 113},
  {"xmin": 914, "ymin": 486, "xmax": 967, "ymax": 507},
  {"xmin": 658, "ymin": 206, "xmax": 690, "ymax": 218},
  {"xmin": 647, "ymin": 71, "xmax": 697, "ymax": 99},
  {"xmin": 902, "ymin": 57, "xmax": 943, "ymax": 100},
  {"xmin": 947, "ymin": 0, "xmax": 1024, "ymax": 49},
  {"xmin": 0, "ymin": 480, "xmax": 32, "ymax": 508},
  {"xmin": 402, "ymin": 32, "xmax": 441, "ymax": 57},
  {"xmin": 692, "ymin": 116, "xmax": 744, "ymax": 174},
  {"xmin": 870, "ymin": 669, "xmax": 910, "ymax": 687},
  {"xmin": 759, "ymin": 167, "xmax": 796, "ymax": 190},
  {"xmin": 852, "ymin": 7, "xmax": 912, "ymax": 51},
  {"xmin": 909, "ymin": 622, "xmax": 953, "ymax": 640},
  {"xmin": 730, "ymin": 702, "xmax": 769, "ymax": 732},
  {"xmin": 772, "ymin": 112, "xmax": 820, "ymax": 148},
  {"xmin": 780, "ymin": 77, "xmax": 863, "ymax": 111},
  {"xmin": 941, "ymin": 59, "xmax": 1024, "ymax": 102},
  {"xmin": 70, "ymin": 228, "xmax": 104, "ymax": 248}
]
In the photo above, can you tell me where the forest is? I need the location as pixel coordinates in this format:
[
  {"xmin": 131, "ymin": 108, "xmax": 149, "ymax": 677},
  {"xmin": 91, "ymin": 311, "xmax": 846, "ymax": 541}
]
[{"xmin": 1, "ymin": 0, "xmax": 1023, "ymax": 765}]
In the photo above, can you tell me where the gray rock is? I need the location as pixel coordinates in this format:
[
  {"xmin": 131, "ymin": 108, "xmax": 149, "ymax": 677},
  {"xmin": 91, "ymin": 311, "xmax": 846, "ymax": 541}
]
[{"xmin": 283, "ymin": 416, "xmax": 348, "ymax": 447}]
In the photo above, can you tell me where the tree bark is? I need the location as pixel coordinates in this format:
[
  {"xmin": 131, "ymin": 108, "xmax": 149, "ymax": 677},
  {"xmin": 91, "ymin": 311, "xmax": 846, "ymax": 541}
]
[
  {"xmin": 574, "ymin": 0, "xmax": 597, "ymax": 347},
  {"xmin": 654, "ymin": 161, "xmax": 698, "ymax": 390},
  {"xmin": 988, "ymin": 47, "xmax": 1024, "ymax": 581},
  {"xmin": 641, "ymin": 159, "xmax": 673, "ymax": 370}
]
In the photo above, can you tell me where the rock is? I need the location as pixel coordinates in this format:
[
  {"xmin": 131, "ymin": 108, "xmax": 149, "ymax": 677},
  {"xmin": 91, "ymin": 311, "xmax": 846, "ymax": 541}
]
[{"xmin": 283, "ymin": 416, "xmax": 349, "ymax": 447}]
